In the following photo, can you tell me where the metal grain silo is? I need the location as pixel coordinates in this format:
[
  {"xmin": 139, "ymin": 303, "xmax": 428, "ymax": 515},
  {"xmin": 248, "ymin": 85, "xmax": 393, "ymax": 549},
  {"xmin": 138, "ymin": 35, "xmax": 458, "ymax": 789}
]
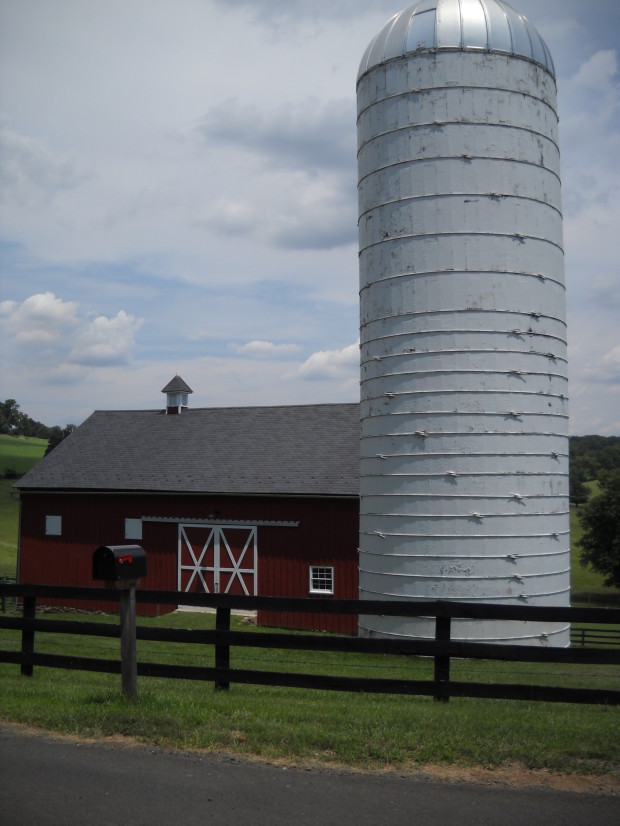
[{"xmin": 357, "ymin": 0, "xmax": 569, "ymax": 645}]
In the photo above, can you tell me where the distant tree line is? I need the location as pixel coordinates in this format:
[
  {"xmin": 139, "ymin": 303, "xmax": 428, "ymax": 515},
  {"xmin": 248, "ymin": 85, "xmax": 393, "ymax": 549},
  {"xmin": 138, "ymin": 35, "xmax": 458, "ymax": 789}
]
[
  {"xmin": 1, "ymin": 398, "xmax": 49, "ymax": 438},
  {"xmin": 3, "ymin": 399, "xmax": 619, "ymax": 475},
  {"xmin": 0, "ymin": 399, "xmax": 76, "ymax": 455},
  {"xmin": 570, "ymin": 435, "xmax": 620, "ymax": 506}
]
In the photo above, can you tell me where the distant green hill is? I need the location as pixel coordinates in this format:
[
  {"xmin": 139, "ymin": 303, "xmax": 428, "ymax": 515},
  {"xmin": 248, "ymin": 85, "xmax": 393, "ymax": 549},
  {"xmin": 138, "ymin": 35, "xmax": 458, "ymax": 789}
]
[
  {"xmin": 0, "ymin": 435, "xmax": 47, "ymax": 575},
  {"xmin": 0, "ymin": 434, "xmax": 48, "ymax": 476}
]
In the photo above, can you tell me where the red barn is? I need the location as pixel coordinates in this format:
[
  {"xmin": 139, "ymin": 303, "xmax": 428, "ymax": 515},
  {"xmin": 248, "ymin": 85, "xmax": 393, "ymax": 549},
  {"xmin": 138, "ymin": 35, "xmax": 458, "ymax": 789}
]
[{"xmin": 16, "ymin": 378, "xmax": 360, "ymax": 632}]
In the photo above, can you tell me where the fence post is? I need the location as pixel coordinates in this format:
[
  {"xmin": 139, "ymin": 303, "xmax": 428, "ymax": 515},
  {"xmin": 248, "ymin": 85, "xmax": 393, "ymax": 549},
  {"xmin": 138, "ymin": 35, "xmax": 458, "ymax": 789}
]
[
  {"xmin": 118, "ymin": 581, "xmax": 138, "ymax": 699},
  {"xmin": 21, "ymin": 594, "xmax": 36, "ymax": 677},
  {"xmin": 215, "ymin": 605, "xmax": 231, "ymax": 691},
  {"xmin": 434, "ymin": 613, "xmax": 451, "ymax": 703}
]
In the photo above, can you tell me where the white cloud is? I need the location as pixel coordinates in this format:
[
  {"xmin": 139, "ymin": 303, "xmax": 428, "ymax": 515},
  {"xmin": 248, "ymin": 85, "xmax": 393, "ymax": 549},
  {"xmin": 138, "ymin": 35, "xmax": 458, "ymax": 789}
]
[
  {"xmin": 270, "ymin": 189, "xmax": 356, "ymax": 250},
  {"xmin": 234, "ymin": 340, "xmax": 302, "ymax": 358},
  {"xmin": 197, "ymin": 97, "xmax": 357, "ymax": 251},
  {"xmin": 0, "ymin": 125, "xmax": 85, "ymax": 207},
  {"xmin": 560, "ymin": 48, "xmax": 620, "ymax": 216},
  {"xmin": 202, "ymin": 199, "xmax": 257, "ymax": 239},
  {"xmin": 211, "ymin": 0, "xmax": 394, "ymax": 27},
  {"xmin": 572, "ymin": 49, "xmax": 618, "ymax": 92},
  {"xmin": 199, "ymin": 97, "xmax": 355, "ymax": 172},
  {"xmin": 0, "ymin": 293, "xmax": 143, "ymax": 381},
  {"xmin": 297, "ymin": 341, "xmax": 359, "ymax": 380},
  {"xmin": 599, "ymin": 345, "xmax": 620, "ymax": 384},
  {"xmin": 557, "ymin": 45, "xmax": 620, "ymax": 434},
  {"xmin": 0, "ymin": 1, "xmax": 618, "ymax": 436},
  {"xmin": 68, "ymin": 310, "xmax": 143, "ymax": 366},
  {"xmin": 200, "ymin": 172, "xmax": 356, "ymax": 251},
  {"xmin": 1, "ymin": 292, "xmax": 79, "ymax": 346}
]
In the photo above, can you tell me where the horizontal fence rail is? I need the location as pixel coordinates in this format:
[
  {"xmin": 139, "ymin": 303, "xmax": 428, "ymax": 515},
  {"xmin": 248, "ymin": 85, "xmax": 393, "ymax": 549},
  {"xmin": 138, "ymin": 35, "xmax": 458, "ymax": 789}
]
[{"xmin": 0, "ymin": 584, "xmax": 619, "ymax": 705}]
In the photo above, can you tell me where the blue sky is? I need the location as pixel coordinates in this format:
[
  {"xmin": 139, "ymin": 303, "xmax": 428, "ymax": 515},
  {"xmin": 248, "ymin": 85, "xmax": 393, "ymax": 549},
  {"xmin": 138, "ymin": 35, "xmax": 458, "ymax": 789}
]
[{"xmin": 0, "ymin": 0, "xmax": 618, "ymax": 434}]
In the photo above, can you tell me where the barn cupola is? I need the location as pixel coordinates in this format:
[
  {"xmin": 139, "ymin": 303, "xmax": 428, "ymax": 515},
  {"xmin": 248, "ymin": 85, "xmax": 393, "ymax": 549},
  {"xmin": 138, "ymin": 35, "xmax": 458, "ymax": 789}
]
[{"xmin": 162, "ymin": 375, "xmax": 193, "ymax": 415}]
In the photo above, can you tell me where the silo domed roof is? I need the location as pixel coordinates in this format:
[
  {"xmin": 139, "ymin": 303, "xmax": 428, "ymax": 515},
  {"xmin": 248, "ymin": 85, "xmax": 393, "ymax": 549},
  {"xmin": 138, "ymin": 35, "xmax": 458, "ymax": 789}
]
[{"xmin": 358, "ymin": 0, "xmax": 554, "ymax": 82}]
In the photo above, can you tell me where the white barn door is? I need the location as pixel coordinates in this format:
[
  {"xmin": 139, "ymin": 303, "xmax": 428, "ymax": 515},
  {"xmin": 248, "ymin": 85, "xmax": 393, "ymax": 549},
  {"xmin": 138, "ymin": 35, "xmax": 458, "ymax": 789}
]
[{"xmin": 178, "ymin": 524, "xmax": 257, "ymax": 596}]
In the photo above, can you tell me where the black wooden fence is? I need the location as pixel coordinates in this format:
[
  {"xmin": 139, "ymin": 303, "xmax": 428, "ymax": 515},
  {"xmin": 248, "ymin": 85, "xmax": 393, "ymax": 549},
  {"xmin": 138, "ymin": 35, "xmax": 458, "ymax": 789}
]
[
  {"xmin": 570, "ymin": 626, "xmax": 620, "ymax": 647},
  {"xmin": 0, "ymin": 583, "xmax": 619, "ymax": 705},
  {"xmin": 0, "ymin": 575, "xmax": 16, "ymax": 613}
]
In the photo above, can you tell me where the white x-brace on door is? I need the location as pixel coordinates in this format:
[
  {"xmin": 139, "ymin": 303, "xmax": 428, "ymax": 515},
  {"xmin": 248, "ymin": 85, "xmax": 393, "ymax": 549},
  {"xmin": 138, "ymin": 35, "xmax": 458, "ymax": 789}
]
[{"xmin": 178, "ymin": 524, "xmax": 257, "ymax": 596}]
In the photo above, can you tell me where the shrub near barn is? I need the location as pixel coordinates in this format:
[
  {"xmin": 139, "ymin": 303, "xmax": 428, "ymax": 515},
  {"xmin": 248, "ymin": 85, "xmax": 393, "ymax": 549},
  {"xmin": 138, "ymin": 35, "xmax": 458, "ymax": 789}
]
[{"xmin": 578, "ymin": 470, "xmax": 620, "ymax": 590}]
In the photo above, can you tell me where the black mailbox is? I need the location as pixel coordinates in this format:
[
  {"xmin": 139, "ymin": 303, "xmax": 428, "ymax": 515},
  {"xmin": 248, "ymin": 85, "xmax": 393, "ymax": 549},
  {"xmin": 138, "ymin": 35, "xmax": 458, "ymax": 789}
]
[{"xmin": 92, "ymin": 545, "xmax": 147, "ymax": 581}]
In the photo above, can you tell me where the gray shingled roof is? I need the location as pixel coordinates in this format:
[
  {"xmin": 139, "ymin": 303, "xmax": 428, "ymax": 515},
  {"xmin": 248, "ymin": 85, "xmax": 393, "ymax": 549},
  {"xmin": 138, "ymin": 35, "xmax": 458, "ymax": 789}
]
[{"xmin": 16, "ymin": 404, "xmax": 360, "ymax": 497}]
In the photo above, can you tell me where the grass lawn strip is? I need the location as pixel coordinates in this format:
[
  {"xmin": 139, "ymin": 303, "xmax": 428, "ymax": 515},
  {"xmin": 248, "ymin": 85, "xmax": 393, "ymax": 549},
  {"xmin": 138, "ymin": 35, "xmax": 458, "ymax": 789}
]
[{"xmin": 0, "ymin": 610, "xmax": 618, "ymax": 779}]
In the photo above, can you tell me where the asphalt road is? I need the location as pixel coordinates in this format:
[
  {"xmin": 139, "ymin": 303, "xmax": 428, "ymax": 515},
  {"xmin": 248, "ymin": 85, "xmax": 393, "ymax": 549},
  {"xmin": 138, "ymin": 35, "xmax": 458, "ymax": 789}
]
[{"xmin": 0, "ymin": 724, "xmax": 617, "ymax": 826}]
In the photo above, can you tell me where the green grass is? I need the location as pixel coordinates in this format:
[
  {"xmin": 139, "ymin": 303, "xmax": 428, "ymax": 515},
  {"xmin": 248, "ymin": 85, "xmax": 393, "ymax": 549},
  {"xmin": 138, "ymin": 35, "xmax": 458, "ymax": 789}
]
[
  {"xmin": 570, "ymin": 506, "xmax": 606, "ymax": 594},
  {"xmin": 0, "ymin": 435, "xmax": 47, "ymax": 576},
  {"xmin": 0, "ymin": 610, "xmax": 618, "ymax": 774},
  {"xmin": 0, "ymin": 434, "xmax": 47, "ymax": 476},
  {"xmin": 0, "ymin": 434, "xmax": 47, "ymax": 576},
  {"xmin": 0, "ymin": 479, "xmax": 20, "ymax": 575},
  {"xmin": 1, "ymin": 435, "xmax": 618, "ymax": 774}
]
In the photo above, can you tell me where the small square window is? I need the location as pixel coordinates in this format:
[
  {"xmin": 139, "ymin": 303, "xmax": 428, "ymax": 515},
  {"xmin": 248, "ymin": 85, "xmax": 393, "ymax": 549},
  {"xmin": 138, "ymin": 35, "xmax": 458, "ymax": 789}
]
[
  {"xmin": 309, "ymin": 565, "xmax": 334, "ymax": 595},
  {"xmin": 125, "ymin": 518, "xmax": 143, "ymax": 540},
  {"xmin": 45, "ymin": 515, "xmax": 62, "ymax": 536}
]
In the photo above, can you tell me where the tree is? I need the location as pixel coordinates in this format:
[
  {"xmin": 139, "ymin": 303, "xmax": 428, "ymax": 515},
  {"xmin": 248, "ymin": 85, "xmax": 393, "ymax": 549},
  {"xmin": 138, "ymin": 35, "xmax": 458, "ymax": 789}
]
[
  {"xmin": 0, "ymin": 399, "xmax": 52, "ymax": 438},
  {"xmin": 569, "ymin": 471, "xmax": 589, "ymax": 508},
  {"xmin": 44, "ymin": 424, "xmax": 77, "ymax": 456},
  {"xmin": 0, "ymin": 399, "xmax": 23, "ymax": 434},
  {"xmin": 578, "ymin": 470, "xmax": 620, "ymax": 589}
]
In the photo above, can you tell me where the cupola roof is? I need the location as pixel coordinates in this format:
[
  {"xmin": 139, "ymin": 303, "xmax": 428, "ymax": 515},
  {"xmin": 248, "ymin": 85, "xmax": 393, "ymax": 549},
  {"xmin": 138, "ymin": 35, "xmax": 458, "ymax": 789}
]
[{"xmin": 161, "ymin": 375, "xmax": 193, "ymax": 395}]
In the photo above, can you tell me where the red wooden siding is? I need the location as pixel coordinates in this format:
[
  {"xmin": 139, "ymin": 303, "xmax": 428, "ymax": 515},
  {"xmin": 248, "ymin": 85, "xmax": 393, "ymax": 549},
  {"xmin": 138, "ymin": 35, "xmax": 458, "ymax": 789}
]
[
  {"xmin": 256, "ymin": 498, "xmax": 359, "ymax": 633},
  {"xmin": 18, "ymin": 491, "xmax": 359, "ymax": 631}
]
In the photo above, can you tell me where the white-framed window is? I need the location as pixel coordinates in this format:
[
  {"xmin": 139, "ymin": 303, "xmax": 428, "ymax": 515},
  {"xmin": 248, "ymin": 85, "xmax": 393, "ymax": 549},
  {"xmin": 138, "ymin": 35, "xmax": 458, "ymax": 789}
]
[
  {"xmin": 45, "ymin": 515, "xmax": 62, "ymax": 536},
  {"xmin": 309, "ymin": 565, "xmax": 334, "ymax": 595},
  {"xmin": 125, "ymin": 518, "xmax": 143, "ymax": 540},
  {"xmin": 167, "ymin": 392, "xmax": 188, "ymax": 408}
]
